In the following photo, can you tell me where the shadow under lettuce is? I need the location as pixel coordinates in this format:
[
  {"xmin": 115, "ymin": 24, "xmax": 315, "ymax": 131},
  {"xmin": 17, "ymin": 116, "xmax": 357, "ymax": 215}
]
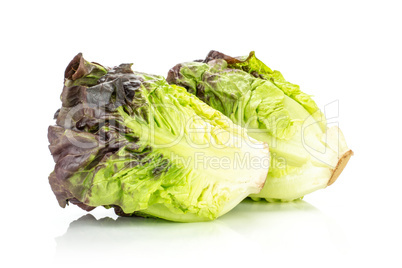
[{"xmin": 55, "ymin": 199, "xmax": 347, "ymax": 266}]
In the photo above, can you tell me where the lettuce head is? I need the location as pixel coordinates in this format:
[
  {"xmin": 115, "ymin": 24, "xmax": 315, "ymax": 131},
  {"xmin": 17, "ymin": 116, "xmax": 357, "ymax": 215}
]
[
  {"xmin": 48, "ymin": 53, "xmax": 269, "ymax": 222},
  {"xmin": 167, "ymin": 51, "xmax": 353, "ymax": 202}
]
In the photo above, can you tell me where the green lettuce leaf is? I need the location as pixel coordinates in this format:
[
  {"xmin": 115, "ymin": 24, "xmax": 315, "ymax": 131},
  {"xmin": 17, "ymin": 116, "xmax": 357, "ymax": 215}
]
[
  {"xmin": 167, "ymin": 50, "xmax": 353, "ymax": 201},
  {"xmin": 48, "ymin": 53, "xmax": 269, "ymax": 222}
]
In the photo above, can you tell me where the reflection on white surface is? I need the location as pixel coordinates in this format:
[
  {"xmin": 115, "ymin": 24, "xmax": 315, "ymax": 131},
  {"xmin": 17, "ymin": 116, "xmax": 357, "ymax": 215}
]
[
  {"xmin": 221, "ymin": 199, "xmax": 348, "ymax": 253},
  {"xmin": 55, "ymin": 199, "xmax": 348, "ymax": 267}
]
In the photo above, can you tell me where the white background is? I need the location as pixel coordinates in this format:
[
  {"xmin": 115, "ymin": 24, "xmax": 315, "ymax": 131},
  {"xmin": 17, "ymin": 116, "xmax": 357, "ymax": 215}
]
[{"xmin": 1, "ymin": 0, "xmax": 401, "ymax": 267}]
